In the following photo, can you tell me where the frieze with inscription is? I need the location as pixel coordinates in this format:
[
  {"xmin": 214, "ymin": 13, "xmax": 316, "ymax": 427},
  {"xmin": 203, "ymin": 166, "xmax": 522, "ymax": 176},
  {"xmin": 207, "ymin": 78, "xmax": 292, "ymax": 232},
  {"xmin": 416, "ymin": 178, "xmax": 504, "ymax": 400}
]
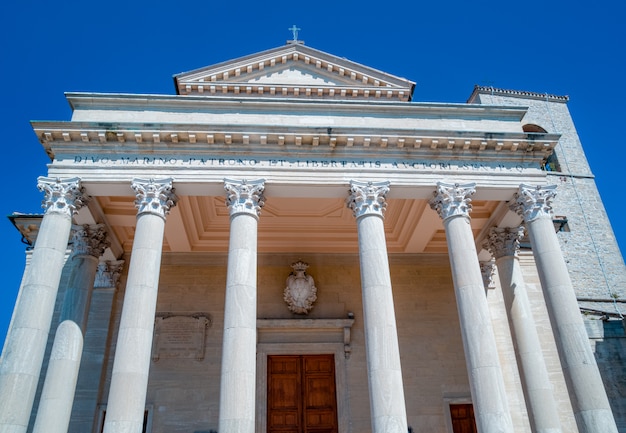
[{"xmin": 67, "ymin": 155, "xmax": 532, "ymax": 173}]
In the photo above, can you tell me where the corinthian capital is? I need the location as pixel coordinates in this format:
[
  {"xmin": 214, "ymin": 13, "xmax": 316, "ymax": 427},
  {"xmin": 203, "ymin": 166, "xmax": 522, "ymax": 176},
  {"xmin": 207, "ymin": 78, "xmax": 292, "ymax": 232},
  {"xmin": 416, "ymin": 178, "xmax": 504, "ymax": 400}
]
[
  {"xmin": 429, "ymin": 182, "xmax": 476, "ymax": 221},
  {"xmin": 480, "ymin": 260, "xmax": 496, "ymax": 290},
  {"xmin": 224, "ymin": 178, "xmax": 266, "ymax": 218},
  {"xmin": 71, "ymin": 224, "xmax": 110, "ymax": 258},
  {"xmin": 487, "ymin": 227, "xmax": 524, "ymax": 259},
  {"xmin": 38, "ymin": 176, "xmax": 88, "ymax": 216},
  {"xmin": 346, "ymin": 180, "xmax": 390, "ymax": 219},
  {"xmin": 510, "ymin": 184, "xmax": 557, "ymax": 222},
  {"xmin": 132, "ymin": 178, "xmax": 177, "ymax": 220},
  {"xmin": 94, "ymin": 260, "xmax": 125, "ymax": 289}
]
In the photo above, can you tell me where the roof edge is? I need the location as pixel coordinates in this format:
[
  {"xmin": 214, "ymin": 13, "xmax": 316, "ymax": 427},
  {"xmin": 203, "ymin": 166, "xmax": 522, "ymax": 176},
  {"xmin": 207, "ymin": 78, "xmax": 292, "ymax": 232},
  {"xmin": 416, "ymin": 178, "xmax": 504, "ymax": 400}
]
[{"xmin": 468, "ymin": 85, "xmax": 569, "ymax": 103}]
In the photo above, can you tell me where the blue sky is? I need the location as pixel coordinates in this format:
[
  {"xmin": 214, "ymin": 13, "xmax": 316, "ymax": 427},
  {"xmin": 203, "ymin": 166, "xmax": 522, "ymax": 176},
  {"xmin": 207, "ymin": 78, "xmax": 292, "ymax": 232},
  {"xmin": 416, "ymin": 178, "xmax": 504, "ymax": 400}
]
[{"xmin": 1, "ymin": 0, "xmax": 625, "ymax": 344}]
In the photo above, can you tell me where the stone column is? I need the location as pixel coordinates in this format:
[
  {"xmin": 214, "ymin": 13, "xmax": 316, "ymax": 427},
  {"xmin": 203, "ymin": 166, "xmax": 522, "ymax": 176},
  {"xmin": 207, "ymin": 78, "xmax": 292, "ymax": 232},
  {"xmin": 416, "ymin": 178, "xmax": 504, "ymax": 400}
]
[
  {"xmin": 429, "ymin": 182, "xmax": 513, "ymax": 433},
  {"xmin": 346, "ymin": 180, "xmax": 408, "ymax": 433},
  {"xmin": 218, "ymin": 178, "xmax": 265, "ymax": 433},
  {"xmin": 487, "ymin": 227, "xmax": 562, "ymax": 433},
  {"xmin": 511, "ymin": 184, "xmax": 618, "ymax": 433},
  {"xmin": 32, "ymin": 224, "xmax": 109, "ymax": 433},
  {"xmin": 103, "ymin": 178, "xmax": 177, "ymax": 433},
  {"xmin": 70, "ymin": 260, "xmax": 124, "ymax": 432},
  {"xmin": 0, "ymin": 177, "xmax": 86, "ymax": 433}
]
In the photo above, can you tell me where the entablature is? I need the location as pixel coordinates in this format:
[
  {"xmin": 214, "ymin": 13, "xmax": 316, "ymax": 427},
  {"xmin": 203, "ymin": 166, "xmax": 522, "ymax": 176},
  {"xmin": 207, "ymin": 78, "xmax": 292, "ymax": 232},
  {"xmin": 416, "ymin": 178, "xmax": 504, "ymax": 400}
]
[{"xmin": 34, "ymin": 122, "xmax": 559, "ymax": 162}]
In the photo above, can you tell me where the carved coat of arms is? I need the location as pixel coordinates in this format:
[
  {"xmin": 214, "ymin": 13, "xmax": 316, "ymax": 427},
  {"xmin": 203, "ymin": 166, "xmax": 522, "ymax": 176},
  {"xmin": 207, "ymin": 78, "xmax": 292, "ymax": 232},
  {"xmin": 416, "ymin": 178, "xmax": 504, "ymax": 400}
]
[{"xmin": 284, "ymin": 260, "xmax": 317, "ymax": 314}]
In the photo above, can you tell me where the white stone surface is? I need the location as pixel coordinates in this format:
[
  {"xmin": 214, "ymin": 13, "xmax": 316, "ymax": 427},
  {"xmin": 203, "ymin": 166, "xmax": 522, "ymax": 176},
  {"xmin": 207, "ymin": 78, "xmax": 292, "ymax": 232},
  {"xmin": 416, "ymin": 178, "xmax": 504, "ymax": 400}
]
[
  {"xmin": 32, "ymin": 320, "xmax": 83, "ymax": 433},
  {"xmin": 489, "ymin": 227, "xmax": 562, "ymax": 433},
  {"xmin": 103, "ymin": 211, "xmax": 167, "ymax": 433},
  {"xmin": 351, "ymin": 182, "xmax": 408, "ymax": 433},
  {"xmin": 219, "ymin": 199, "xmax": 260, "ymax": 433},
  {"xmin": 432, "ymin": 182, "xmax": 514, "ymax": 433},
  {"xmin": 0, "ymin": 210, "xmax": 74, "ymax": 433},
  {"xmin": 525, "ymin": 213, "xmax": 618, "ymax": 433},
  {"xmin": 512, "ymin": 184, "xmax": 618, "ymax": 433}
]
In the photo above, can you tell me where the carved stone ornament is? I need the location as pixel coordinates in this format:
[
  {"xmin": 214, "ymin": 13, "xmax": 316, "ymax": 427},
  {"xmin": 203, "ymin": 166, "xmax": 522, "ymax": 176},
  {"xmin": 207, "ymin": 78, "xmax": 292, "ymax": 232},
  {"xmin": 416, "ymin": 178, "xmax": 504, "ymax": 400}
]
[
  {"xmin": 224, "ymin": 178, "xmax": 266, "ymax": 218},
  {"xmin": 132, "ymin": 178, "xmax": 177, "ymax": 220},
  {"xmin": 487, "ymin": 227, "xmax": 524, "ymax": 259},
  {"xmin": 510, "ymin": 183, "xmax": 557, "ymax": 222},
  {"xmin": 94, "ymin": 260, "xmax": 125, "ymax": 289},
  {"xmin": 284, "ymin": 260, "xmax": 318, "ymax": 314},
  {"xmin": 70, "ymin": 224, "xmax": 110, "ymax": 258},
  {"xmin": 37, "ymin": 176, "xmax": 88, "ymax": 216},
  {"xmin": 429, "ymin": 182, "xmax": 476, "ymax": 221},
  {"xmin": 346, "ymin": 180, "xmax": 390, "ymax": 219},
  {"xmin": 480, "ymin": 260, "xmax": 496, "ymax": 290}
]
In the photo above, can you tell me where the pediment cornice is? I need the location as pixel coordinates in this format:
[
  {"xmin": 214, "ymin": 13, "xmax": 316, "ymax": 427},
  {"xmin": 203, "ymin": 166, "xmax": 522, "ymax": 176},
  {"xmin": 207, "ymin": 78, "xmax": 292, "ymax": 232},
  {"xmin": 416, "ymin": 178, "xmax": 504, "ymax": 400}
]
[{"xmin": 173, "ymin": 44, "xmax": 415, "ymax": 102}]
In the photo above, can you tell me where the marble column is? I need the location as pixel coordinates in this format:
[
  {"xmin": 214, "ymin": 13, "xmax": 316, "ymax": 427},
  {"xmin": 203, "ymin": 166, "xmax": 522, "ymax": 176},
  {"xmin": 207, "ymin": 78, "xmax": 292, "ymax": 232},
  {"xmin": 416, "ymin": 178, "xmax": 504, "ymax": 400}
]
[
  {"xmin": 429, "ymin": 182, "xmax": 513, "ymax": 433},
  {"xmin": 103, "ymin": 178, "xmax": 177, "ymax": 433},
  {"xmin": 0, "ymin": 177, "xmax": 87, "ymax": 433},
  {"xmin": 71, "ymin": 260, "xmax": 124, "ymax": 432},
  {"xmin": 218, "ymin": 178, "xmax": 265, "ymax": 433},
  {"xmin": 511, "ymin": 184, "xmax": 618, "ymax": 433},
  {"xmin": 487, "ymin": 227, "xmax": 562, "ymax": 433},
  {"xmin": 346, "ymin": 180, "xmax": 408, "ymax": 433},
  {"xmin": 32, "ymin": 224, "xmax": 109, "ymax": 433}
]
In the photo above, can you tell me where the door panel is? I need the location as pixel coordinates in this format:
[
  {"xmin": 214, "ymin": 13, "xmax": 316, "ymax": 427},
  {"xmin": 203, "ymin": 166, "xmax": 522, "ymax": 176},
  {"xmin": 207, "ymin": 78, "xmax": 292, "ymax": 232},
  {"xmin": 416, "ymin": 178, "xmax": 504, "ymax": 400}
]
[{"xmin": 268, "ymin": 355, "xmax": 338, "ymax": 433}]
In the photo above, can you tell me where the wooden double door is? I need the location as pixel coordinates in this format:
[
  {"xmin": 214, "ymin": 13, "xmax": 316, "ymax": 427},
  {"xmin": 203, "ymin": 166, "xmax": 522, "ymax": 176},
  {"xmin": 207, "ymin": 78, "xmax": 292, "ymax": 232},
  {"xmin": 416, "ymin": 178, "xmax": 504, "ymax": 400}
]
[{"xmin": 267, "ymin": 354, "xmax": 338, "ymax": 433}]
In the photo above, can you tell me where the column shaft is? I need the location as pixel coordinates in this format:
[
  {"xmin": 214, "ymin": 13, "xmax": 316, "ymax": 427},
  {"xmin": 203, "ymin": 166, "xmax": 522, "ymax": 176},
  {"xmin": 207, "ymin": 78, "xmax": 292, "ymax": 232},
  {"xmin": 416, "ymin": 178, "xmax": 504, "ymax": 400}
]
[
  {"xmin": 488, "ymin": 227, "xmax": 562, "ymax": 433},
  {"xmin": 431, "ymin": 182, "xmax": 513, "ymax": 433},
  {"xmin": 33, "ymin": 224, "xmax": 108, "ymax": 433},
  {"xmin": 103, "ymin": 179, "xmax": 176, "ymax": 433},
  {"xmin": 348, "ymin": 180, "xmax": 408, "ymax": 433},
  {"xmin": 512, "ymin": 184, "xmax": 617, "ymax": 433},
  {"xmin": 218, "ymin": 178, "xmax": 264, "ymax": 433},
  {"xmin": 219, "ymin": 214, "xmax": 258, "ymax": 433},
  {"xmin": 0, "ymin": 177, "xmax": 85, "ymax": 433}
]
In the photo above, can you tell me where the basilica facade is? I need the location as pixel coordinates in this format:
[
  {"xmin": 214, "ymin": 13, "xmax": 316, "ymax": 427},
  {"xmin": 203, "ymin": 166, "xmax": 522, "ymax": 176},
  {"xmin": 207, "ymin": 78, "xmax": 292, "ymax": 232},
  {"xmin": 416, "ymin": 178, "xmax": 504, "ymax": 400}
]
[{"xmin": 1, "ymin": 42, "xmax": 625, "ymax": 433}]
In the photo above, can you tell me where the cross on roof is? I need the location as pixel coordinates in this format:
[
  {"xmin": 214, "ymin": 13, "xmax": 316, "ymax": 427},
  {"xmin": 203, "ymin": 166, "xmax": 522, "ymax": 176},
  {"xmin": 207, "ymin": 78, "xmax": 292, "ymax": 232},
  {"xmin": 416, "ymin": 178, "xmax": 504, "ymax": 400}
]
[{"xmin": 288, "ymin": 25, "xmax": 301, "ymax": 41}]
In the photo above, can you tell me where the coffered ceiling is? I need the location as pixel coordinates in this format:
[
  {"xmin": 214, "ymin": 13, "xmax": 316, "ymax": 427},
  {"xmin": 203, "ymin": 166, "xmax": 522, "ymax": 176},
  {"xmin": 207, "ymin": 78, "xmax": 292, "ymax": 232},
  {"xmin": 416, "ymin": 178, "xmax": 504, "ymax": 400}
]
[{"xmin": 96, "ymin": 196, "xmax": 499, "ymax": 255}]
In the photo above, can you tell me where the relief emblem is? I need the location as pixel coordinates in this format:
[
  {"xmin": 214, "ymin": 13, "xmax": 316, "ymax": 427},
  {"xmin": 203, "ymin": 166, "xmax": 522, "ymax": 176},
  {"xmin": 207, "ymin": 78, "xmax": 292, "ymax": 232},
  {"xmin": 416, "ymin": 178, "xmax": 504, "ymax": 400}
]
[{"xmin": 284, "ymin": 260, "xmax": 317, "ymax": 314}]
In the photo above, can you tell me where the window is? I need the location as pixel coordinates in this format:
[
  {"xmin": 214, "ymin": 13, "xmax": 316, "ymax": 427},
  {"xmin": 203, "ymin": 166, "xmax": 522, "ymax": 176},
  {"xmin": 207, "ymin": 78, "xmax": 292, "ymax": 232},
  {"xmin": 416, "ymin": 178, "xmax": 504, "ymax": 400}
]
[{"xmin": 522, "ymin": 124, "xmax": 548, "ymax": 133}]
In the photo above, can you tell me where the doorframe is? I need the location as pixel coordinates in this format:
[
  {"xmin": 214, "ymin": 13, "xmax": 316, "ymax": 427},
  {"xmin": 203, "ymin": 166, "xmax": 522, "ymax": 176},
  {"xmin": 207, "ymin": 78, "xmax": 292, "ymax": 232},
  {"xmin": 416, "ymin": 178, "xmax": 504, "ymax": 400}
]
[{"xmin": 257, "ymin": 343, "xmax": 350, "ymax": 433}]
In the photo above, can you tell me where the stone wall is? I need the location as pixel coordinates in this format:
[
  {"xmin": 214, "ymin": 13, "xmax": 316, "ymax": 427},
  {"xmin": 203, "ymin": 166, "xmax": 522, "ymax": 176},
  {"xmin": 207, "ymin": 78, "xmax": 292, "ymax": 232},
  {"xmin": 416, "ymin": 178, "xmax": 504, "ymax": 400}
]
[
  {"xmin": 58, "ymin": 251, "xmax": 583, "ymax": 433},
  {"xmin": 471, "ymin": 90, "xmax": 626, "ymax": 301}
]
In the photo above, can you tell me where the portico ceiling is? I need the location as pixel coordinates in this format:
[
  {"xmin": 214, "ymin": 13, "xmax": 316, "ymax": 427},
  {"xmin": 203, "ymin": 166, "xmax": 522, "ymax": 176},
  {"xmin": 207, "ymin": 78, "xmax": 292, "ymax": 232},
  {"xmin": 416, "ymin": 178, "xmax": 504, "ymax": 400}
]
[{"xmin": 96, "ymin": 195, "xmax": 499, "ymax": 255}]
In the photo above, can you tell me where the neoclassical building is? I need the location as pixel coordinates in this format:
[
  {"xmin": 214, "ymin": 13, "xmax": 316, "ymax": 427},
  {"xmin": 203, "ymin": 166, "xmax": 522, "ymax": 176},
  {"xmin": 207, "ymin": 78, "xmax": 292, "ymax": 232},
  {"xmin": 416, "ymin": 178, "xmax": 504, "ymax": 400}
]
[{"xmin": 1, "ymin": 42, "xmax": 625, "ymax": 433}]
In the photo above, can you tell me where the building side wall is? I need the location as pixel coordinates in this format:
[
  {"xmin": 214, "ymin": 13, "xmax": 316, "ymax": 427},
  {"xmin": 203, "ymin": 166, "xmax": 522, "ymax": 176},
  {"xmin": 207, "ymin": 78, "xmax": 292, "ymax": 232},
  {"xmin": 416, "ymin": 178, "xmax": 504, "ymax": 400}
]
[{"xmin": 472, "ymin": 92, "xmax": 626, "ymax": 300}]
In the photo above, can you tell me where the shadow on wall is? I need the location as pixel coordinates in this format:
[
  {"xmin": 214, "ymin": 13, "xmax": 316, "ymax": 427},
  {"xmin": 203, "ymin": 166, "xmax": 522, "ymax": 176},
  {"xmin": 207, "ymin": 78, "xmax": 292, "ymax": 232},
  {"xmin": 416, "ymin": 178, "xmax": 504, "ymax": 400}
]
[{"xmin": 588, "ymin": 318, "xmax": 626, "ymax": 432}]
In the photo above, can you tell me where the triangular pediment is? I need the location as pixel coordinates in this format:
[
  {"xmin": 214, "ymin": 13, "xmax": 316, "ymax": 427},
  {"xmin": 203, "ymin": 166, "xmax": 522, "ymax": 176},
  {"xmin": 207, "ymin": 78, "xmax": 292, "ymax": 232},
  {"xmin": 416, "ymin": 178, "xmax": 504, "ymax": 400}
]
[{"xmin": 174, "ymin": 43, "xmax": 415, "ymax": 101}]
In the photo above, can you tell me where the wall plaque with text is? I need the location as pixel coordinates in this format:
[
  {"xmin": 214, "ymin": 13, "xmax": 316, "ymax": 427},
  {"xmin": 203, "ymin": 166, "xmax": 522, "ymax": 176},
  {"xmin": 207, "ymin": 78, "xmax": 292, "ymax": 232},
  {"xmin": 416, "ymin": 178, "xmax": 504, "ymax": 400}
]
[{"xmin": 151, "ymin": 313, "xmax": 211, "ymax": 361}]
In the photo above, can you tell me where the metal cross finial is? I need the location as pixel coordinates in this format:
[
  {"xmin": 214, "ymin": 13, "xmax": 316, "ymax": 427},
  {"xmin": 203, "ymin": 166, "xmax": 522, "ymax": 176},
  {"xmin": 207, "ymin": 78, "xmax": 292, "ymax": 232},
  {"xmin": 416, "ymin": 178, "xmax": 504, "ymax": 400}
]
[{"xmin": 288, "ymin": 24, "xmax": 301, "ymax": 41}]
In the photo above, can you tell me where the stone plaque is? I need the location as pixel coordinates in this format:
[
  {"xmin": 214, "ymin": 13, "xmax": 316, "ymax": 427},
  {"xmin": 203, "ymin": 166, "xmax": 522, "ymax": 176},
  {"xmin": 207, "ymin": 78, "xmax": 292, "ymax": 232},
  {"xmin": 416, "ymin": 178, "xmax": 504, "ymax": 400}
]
[{"xmin": 152, "ymin": 313, "xmax": 211, "ymax": 361}]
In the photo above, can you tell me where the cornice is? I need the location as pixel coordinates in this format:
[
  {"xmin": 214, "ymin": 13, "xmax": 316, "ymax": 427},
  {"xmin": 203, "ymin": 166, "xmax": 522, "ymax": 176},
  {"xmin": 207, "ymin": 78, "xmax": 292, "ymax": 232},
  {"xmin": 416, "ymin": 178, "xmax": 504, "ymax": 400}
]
[
  {"xmin": 65, "ymin": 92, "xmax": 531, "ymax": 119},
  {"xmin": 468, "ymin": 85, "xmax": 569, "ymax": 103},
  {"xmin": 173, "ymin": 44, "xmax": 415, "ymax": 101},
  {"xmin": 32, "ymin": 121, "xmax": 559, "ymax": 161}
]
